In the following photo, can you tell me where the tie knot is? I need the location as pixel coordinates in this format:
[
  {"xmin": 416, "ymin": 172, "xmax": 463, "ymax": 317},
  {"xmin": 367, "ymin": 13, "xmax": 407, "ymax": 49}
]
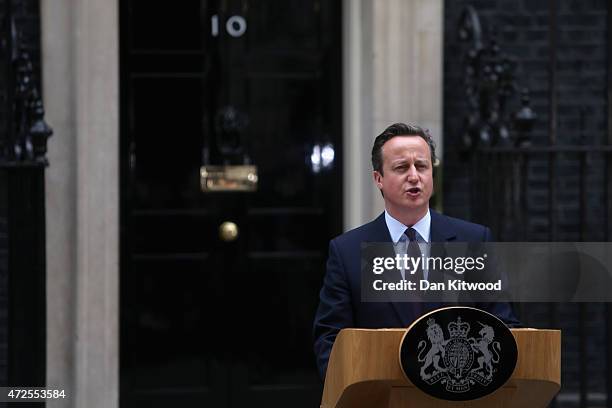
[{"xmin": 405, "ymin": 227, "xmax": 418, "ymax": 241}]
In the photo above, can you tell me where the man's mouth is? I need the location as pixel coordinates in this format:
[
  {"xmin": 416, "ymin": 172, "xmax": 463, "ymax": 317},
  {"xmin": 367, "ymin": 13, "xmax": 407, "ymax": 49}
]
[{"xmin": 406, "ymin": 187, "xmax": 421, "ymax": 196}]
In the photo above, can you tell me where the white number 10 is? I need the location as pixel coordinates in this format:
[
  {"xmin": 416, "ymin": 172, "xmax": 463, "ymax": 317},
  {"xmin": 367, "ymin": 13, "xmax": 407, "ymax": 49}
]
[{"xmin": 211, "ymin": 14, "xmax": 247, "ymax": 38}]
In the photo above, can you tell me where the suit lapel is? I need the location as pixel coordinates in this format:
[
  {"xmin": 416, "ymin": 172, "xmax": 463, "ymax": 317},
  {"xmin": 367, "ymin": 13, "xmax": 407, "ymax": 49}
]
[
  {"xmin": 364, "ymin": 214, "xmax": 411, "ymax": 326},
  {"xmin": 364, "ymin": 213, "xmax": 403, "ymax": 284},
  {"xmin": 366, "ymin": 212, "xmax": 393, "ymax": 242},
  {"xmin": 430, "ymin": 209, "xmax": 457, "ymax": 242},
  {"xmin": 429, "ymin": 210, "xmax": 456, "ymax": 282}
]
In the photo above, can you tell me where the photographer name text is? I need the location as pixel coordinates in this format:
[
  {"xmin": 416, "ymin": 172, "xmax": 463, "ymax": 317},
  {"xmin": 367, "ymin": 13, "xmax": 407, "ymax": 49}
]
[{"xmin": 372, "ymin": 279, "xmax": 502, "ymax": 291}]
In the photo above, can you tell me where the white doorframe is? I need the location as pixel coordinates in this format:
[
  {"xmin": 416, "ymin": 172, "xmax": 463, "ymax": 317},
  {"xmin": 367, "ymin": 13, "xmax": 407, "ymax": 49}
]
[
  {"xmin": 342, "ymin": 0, "xmax": 444, "ymax": 230},
  {"xmin": 42, "ymin": 1, "xmax": 119, "ymax": 407}
]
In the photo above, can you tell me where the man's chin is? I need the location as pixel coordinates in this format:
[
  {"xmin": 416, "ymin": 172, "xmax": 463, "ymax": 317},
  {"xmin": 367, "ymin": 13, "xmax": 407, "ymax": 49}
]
[
  {"xmin": 402, "ymin": 196, "xmax": 427, "ymax": 206},
  {"xmin": 387, "ymin": 200, "xmax": 429, "ymax": 214}
]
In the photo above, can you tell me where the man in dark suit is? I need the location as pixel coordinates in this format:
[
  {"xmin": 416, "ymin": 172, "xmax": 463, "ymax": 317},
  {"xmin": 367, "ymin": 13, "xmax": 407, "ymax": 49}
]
[{"xmin": 313, "ymin": 123, "xmax": 519, "ymax": 380}]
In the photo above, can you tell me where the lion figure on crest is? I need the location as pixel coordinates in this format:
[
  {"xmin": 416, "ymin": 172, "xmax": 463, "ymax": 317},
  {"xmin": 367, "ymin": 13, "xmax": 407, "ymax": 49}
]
[{"xmin": 417, "ymin": 319, "xmax": 448, "ymax": 380}]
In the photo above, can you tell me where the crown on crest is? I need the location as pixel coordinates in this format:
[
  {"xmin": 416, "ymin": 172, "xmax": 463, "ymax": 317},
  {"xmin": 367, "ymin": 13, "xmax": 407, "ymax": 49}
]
[{"xmin": 448, "ymin": 316, "xmax": 470, "ymax": 338}]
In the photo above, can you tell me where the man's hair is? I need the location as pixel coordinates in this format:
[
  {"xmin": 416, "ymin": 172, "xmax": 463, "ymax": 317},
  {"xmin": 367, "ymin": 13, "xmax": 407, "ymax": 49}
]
[{"xmin": 371, "ymin": 123, "xmax": 437, "ymax": 174}]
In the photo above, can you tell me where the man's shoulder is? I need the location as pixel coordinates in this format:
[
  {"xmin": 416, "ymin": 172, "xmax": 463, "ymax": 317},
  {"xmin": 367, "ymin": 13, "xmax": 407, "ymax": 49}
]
[
  {"xmin": 432, "ymin": 210, "xmax": 491, "ymax": 241},
  {"xmin": 330, "ymin": 214, "xmax": 387, "ymax": 248}
]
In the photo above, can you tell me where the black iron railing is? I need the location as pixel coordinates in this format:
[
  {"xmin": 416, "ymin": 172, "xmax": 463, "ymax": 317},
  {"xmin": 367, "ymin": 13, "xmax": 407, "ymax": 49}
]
[
  {"xmin": 1, "ymin": 0, "xmax": 51, "ymax": 167},
  {"xmin": 459, "ymin": 4, "xmax": 612, "ymax": 407},
  {"xmin": 0, "ymin": 0, "xmax": 51, "ymax": 391}
]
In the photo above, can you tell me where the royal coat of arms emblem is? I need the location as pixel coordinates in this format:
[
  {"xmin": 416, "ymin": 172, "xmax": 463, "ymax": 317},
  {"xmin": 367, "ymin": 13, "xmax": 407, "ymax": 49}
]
[
  {"xmin": 400, "ymin": 307, "xmax": 517, "ymax": 401},
  {"xmin": 418, "ymin": 316, "xmax": 501, "ymax": 392}
]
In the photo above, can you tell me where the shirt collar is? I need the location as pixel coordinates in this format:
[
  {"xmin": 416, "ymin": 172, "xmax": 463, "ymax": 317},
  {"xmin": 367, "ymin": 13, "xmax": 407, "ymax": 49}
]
[{"xmin": 384, "ymin": 209, "xmax": 431, "ymax": 244}]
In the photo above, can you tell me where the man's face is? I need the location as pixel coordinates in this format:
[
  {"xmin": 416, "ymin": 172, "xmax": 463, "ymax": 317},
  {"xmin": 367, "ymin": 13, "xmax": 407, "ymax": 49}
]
[{"xmin": 373, "ymin": 135, "xmax": 433, "ymax": 220}]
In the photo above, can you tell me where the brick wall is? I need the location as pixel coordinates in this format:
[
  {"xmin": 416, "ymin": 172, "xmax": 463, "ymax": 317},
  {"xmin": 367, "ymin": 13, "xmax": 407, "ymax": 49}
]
[
  {"xmin": 444, "ymin": 0, "xmax": 608, "ymax": 235},
  {"xmin": 443, "ymin": 0, "xmax": 610, "ymax": 402}
]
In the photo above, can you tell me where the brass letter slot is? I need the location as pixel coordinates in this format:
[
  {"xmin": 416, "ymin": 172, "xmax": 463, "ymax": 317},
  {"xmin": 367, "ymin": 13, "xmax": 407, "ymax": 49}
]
[{"xmin": 200, "ymin": 165, "xmax": 258, "ymax": 192}]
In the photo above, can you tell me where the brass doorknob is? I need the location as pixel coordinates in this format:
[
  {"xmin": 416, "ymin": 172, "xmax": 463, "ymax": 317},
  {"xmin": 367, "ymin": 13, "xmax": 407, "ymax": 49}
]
[{"xmin": 219, "ymin": 221, "xmax": 239, "ymax": 242}]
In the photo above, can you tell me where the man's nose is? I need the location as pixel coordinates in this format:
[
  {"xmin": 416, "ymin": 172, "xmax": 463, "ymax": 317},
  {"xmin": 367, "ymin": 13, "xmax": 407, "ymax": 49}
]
[{"xmin": 406, "ymin": 165, "xmax": 418, "ymax": 181}]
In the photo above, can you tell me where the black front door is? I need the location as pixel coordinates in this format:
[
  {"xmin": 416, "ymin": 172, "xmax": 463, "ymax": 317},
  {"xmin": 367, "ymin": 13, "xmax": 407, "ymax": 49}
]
[{"xmin": 119, "ymin": 1, "xmax": 342, "ymax": 407}]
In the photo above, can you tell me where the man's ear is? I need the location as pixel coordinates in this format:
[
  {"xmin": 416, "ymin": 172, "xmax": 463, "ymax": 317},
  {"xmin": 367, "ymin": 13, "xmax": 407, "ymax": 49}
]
[{"xmin": 373, "ymin": 171, "xmax": 383, "ymax": 190}]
